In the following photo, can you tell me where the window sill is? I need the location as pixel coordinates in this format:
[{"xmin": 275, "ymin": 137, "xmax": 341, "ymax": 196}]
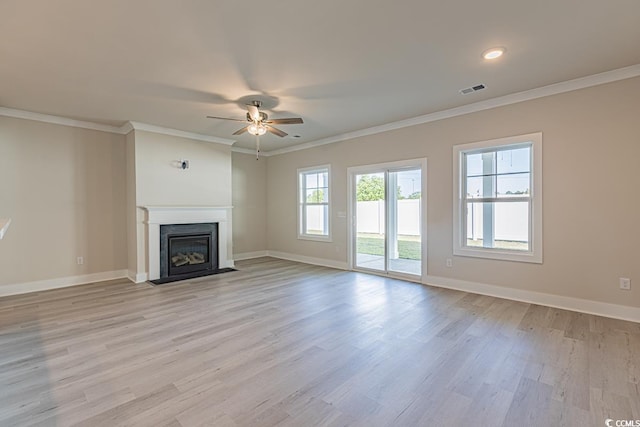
[
  {"xmin": 453, "ymin": 246, "xmax": 542, "ymax": 264},
  {"xmin": 298, "ymin": 234, "xmax": 333, "ymax": 243}
]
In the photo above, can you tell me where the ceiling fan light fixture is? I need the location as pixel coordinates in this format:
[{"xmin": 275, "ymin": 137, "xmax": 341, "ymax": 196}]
[
  {"xmin": 248, "ymin": 123, "xmax": 267, "ymax": 136},
  {"xmin": 207, "ymin": 100, "xmax": 302, "ymax": 140},
  {"xmin": 482, "ymin": 47, "xmax": 506, "ymax": 60}
]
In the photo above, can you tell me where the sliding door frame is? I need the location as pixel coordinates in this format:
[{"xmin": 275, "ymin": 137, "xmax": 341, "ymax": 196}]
[{"xmin": 347, "ymin": 157, "xmax": 428, "ymax": 281}]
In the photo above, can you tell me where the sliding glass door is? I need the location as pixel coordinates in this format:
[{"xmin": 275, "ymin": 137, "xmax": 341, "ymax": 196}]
[
  {"xmin": 388, "ymin": 169, "xmax": 422, "ymax": 275},
  {"xmin": 351, "ymin": 160, "xmax": 425, "ymax": 279},
  {"xmin": 355, "ymin": 172, "xmax": 386, "ymax": 272}
]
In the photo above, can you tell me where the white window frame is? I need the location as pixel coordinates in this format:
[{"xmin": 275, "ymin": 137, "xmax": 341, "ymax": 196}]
[
  {"xmin": 298, "ymin": 164, "xmax": 332, "ymax": 242},
  {"xmin": 453, "ymin": 132, "xmax": 542, "ymax": 263}
]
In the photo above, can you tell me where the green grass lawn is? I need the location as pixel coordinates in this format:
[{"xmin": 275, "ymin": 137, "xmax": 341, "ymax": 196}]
[
  {"xmin": 466, "ymin": 239, "xmax": 528, "ymax": 251},
  {"xmin": 357, "ymin": 233, "xmax": 421, "ymax": 260}
]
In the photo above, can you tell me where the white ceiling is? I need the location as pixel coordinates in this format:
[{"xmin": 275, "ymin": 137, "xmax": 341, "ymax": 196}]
[{"xmin": 1, "ymin": 1, "xmax": 640, "ymax": 152}]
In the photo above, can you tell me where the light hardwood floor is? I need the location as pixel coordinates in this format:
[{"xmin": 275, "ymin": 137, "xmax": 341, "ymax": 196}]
[{"xmin": 1, "ymin": 257, "xmax": 639, "ymax": 426}]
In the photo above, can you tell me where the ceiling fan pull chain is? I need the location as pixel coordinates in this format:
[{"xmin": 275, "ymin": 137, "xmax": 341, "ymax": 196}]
[{"xmin": 256, "ymin": 134, "xmax": 260, "ymax": 160}]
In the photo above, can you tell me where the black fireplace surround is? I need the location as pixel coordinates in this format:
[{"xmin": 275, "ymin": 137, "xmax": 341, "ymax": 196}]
[{"xmin": 156, "ymin": 223, "xmax": 219, "ymax": 284}]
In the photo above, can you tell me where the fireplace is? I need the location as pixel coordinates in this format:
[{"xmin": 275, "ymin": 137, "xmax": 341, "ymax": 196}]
[
  {"xmin": 140, "ymin": 206, "xmax": 233, "ymax": 283},
  {"xmin": 158, "ymin": 223, "xmax": 218, "ymax": 282}
]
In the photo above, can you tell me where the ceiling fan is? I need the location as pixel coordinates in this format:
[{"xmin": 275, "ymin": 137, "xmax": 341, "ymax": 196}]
[{"xmin": 206, "ymin": 100, "xmax": 303, "ymax": 138}]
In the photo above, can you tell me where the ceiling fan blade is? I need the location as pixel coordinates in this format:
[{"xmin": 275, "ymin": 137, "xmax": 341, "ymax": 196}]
[
  {"xmin": 265, "ymin": 117, "xmax": 304, "ymax": 125},
  {"xmin": 246, "ymin": 105, "xmax": 260, "ymax": 121},
  {"xmin": 267, "ymin": 126, "xmax": 287, "ymax": 137},
  {"xmin": 232, "ymin": 126, "xmax": 249, "ymax": 135},
  {"xmin": 206, "ymin": 116, "xmax": 246, "ymax": 122}
]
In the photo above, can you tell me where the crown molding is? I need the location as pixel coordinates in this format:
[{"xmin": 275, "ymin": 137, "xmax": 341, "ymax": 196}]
[
  {"xmin": 231, "ymin": 146, "xmax": 272, "ymax": 157},
  {"xmin": 0, "ymin": 107, "xmax": 125, "ymax": 134},
  {"xmin": 3, "ymin": 64, "xmax": 639, "ymax": 154},
  {"xmin": 120, "ymin": 121, "xmax": 135, "ymax": 134},
  {"xmin": 0, "ymin": 108, "xmax": 237, "ymax": 145},
  {"xmin": 267, "ymin": 64, "xmax": 640, "ymax": 156},
  {"xmin": 126, "ymin": 121, "xmax": 235, "ymax": 145}
]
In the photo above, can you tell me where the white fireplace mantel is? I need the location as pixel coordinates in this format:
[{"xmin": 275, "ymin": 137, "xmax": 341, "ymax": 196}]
[{"xmin": 141, "ymin": 206, "xmax": 233, "ymax": 281}]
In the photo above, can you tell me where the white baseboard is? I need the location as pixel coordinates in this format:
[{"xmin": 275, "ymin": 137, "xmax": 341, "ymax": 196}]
[
  {"xmin": 127, "ymin": 270, "xmax": 148, "ymax": 284},
  {"xmin": 267, "ymin": 251, "xmax": 349, "ymax": 270},
  {"xmin": 0, "ymin": 270, "xmax": 129, "ymax": 298},
  {"xmin": 3, "ymin": 258, "xmax": 637, "ymax": 323},
  {"xmin": 234, "ymin": 251, "xmax": 269, "ymax": 261},
  {"xmin": 424, "ymin": 274, "xmax": 640, "ymax": 323},
  {"xmin": 236, "ymin": 252, "xmax": 640, "ymax": 323}
]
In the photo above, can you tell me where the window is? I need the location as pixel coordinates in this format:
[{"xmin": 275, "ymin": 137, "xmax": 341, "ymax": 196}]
[
  {"xmin": 298, "ymin": 165, "xmax": 331, "ymax": 241},
  {"xmin": 453, "ymin": 133, "xmax": 542, "ymax": 263}
]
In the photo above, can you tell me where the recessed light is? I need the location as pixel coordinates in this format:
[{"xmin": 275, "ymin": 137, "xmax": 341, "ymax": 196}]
[{"xmin": 482, "ymin": 47, "xmax": 506, "ymax": 60}]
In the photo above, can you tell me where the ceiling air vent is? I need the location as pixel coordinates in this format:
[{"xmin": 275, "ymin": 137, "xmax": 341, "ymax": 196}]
[{"xmin": 460, "ymin": 84, "xmax": 486, "ymax": 95}]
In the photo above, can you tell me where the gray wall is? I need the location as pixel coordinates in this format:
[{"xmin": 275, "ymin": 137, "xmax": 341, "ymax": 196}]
[
  {"xmin": 232, "ymin": 152, "xmax": 268, "ymax": 256},
  {"xmin": 0, "ymin": 116, "xmax": 128, "ymax": 287},
  {"xmin": 266, "ymin": 76, "xmax": 640, "ymax": 308}
]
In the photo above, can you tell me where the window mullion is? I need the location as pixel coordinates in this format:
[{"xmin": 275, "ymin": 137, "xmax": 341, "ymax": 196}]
[
  {"xmin": 301, "ymin": 177, "xmax": 307, "ymax": 236},
  {"xmin": 482, "ymin": 152, "xmax": 495, "ymax": 248}
]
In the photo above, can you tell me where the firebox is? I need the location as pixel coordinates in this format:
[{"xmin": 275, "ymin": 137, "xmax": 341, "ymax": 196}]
[
  {"xmin": 159, "ymin": 223, "xmax": 218, "ymax": 281},
  {"xmin": 168, "ymin": 233, "xmax": 212, "ymax": 277}
]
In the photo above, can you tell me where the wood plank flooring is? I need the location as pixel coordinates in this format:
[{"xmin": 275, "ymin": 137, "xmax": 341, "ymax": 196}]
[{"xmin": 1, "ymin": 257, "xmax": 639, "ymax": 426}]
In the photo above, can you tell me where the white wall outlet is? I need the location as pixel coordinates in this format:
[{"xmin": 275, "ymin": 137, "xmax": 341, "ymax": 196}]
[
  {"xmin": 619, "ymin": 277, "xmax": 631, "ymax": 290},
  {"xmin": 446, "ymin": 258, "xmax": 453, "ymax": 267},
  {"xmin": 77, "ymin": 256, "xmax": 84, "ymax": 265}
]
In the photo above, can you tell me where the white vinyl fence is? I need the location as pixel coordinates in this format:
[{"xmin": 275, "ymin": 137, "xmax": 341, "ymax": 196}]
[
  {"xmin": 466, "ymin": 202, "xmax": 528, "ymax": 242},
  {"xmin": 349, "ymin": 200, "xmax": 528, "ymax": 242},
  {"xmin": 356, "ymin": 200, "xmax": 421, "ymax": 235},
  {"xmin": 308, "ymin": 200, "xmax": 528, "ymax": 241}
]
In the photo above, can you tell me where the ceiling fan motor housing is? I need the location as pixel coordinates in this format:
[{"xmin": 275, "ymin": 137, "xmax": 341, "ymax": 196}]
[{"xmin": 246, "ymin": 111, "xmax": 268, "ymax": 122}]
